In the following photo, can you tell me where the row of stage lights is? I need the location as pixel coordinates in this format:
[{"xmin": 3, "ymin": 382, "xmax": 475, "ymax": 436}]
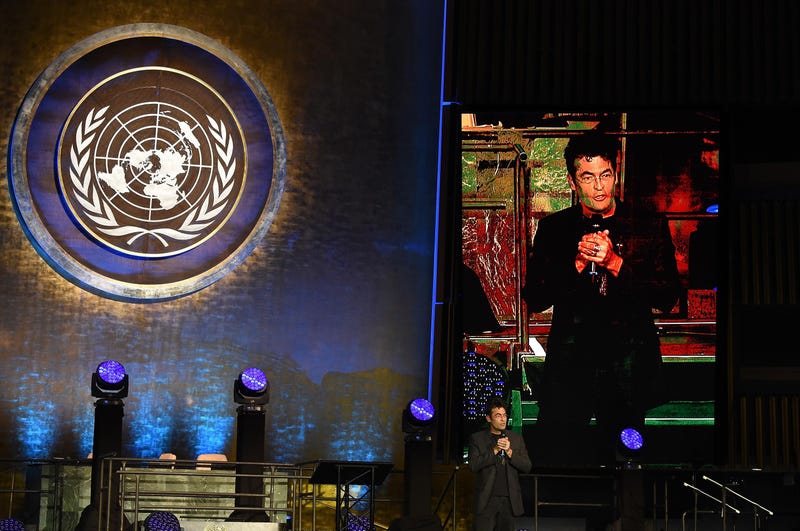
[
  {"xmin": 74, "ymin": 360, "xmax": 279, "ymax": 530},
  {"xmin": 89, "ymin": 362, "xmax": 646, "ymax": 531},
  {"xmin": 0, "ymin": 357, "xmax": 440, "ymax": 531},
  {"xmin": 53, "ymin": 358, "xmax": 671, "ymax": 526},
  {"xmin": 96, "ymin": 358, "xmax": 663, "ymax": 467},
  {"xmin": 91, "ymin": 359, "xmax": 270, "ymax": 405},
  {"xmin": 94, "ymin": 358, "xmax": 643, "ymax": 471},
  {"xmin": 79, "ymin": 359, "xmax": 439, "ymax": 531},
  {"xmin": 88, "ymin": 359, "xmax": 646, "ymax": 525},
  {"xmin": 91, "ymin": 359, "xmax": 435, "ymax": 430}
]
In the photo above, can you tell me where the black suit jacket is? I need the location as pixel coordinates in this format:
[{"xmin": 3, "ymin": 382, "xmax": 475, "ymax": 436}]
[
  {"xmin": 468, "ymin": 428, "xmax": 532, "ymax": 516},
  {"xmin": 522, "ymin": 200, "xmax": 680, "ymax": 413}
]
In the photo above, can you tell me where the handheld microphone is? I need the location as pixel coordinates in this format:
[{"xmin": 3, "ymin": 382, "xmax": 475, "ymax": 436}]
[{"xmin": 588, "ymin": 214, "xmax": 602, "ymax": 279}]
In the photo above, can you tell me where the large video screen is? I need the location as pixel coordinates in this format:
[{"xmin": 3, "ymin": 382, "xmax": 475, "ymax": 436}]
[{"xmin": 460, "ymin": 110, "xmax": 720, "ymax": 466}]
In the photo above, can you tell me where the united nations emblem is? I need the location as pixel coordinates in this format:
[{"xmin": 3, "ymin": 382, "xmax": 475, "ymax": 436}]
[
  {"xmin": 8, "ymin": 24, "xmax": 286, "ymax": 301},
  {"xmin": 60, "ymin": 68, "xmax": 245, "ymax": 258}
]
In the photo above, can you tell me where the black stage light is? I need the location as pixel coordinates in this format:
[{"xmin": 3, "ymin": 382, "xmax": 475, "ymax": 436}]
[
  {"xmin": 143, "ymin": 512, "xmax": 181, "ymax": 531},
  {"xmin": 228, "ymin": 367, "xmax": 270, "ymax": 522},
  {"xmin": 76, "ymin": 361, "xmax": 130, "ymax": 531},
  {"xmin": 345, "ymin": 514, "xmax": 370, "ymax": 531},
  {"xmin": 91, "ymin": 359, "xmax": 129, "ymax": 399},
  {"xmin": 233, "ymin": 367, "xmax": 270, "ymax": 405},
  {"xmin": 402, "ymin": 398, "xmax": 435, "ymax": 440},
  {"xmin": 620, "ymin": 427, "xmax": 644, "ymax": 452},
  {"xmin": 617, "ymin": 427, "xmax": 645, "ymax": 467},
  {"xmin": 391, "ymin": 398, "xmax": 442, "ymax": 530}
]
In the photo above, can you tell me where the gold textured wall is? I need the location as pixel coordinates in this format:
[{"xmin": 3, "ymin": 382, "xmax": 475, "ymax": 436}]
[{"xmin": 0, "ymin": 0, "xmax": 444, "ymax": 465}]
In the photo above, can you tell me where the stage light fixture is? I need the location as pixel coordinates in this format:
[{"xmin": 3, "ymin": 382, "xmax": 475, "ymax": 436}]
[
  {"xmin": 402, "ymin": 398, "xmax": 435, "ymax": 438},
  {"xmin": 233, "ymin": 367, "xmax": 270, "ymax": 405},
  {"xmin": 345, "ymin": 514, "xmax": 370, "ymax": 531},
  {"xmin": 617, "ymin": 426, "xmax": 645, "ymax": 467},
  {"xmin": 392, "ymin": 398, "xmax": 443, "ymax": 529},
  {"xmin": 620, "ymin": 427, "xmax": 644, "ymax": 452},
  {"xmin": 91, "ymin": 359, "xmax": 129, "ymax": 399},
  {"xmin": 229, "ymin": 367, "xmax": 270, "ymax": 522},
  {"xmin": 0, "ymin": 518, "xmax": 25, "ymax": 531},
  {"xmin": 143, "ymin": 511, "xmax": 181, "ymax": 531},
  {"xmin": 76, "ymin": 360, "xmax": 130, "ymax": 531}
]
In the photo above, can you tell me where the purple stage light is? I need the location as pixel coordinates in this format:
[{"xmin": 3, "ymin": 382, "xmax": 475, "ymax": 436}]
[
  {"xmin": 620, "ymin": 427, "xmax": 644, "ymax": 451},
  {"xmin": 92, "ymin": 359, "xmax": 129, "ymax": 399},
  {"xmin": 409, "ymin": 398, "xmax": 435, "ymax": 422},
  {"xmin": 0, "ymin": 519, "xmax": 25, "ymax": 531},
  {"xmin": 233, "ymin": 367, "xmax": 270, "ymax": 405},
  {"xmin": 97, "ymin": 360, "xmax": 126, "ymax": 384},
  {"xmin": 240, "ymin": 367, "xmax": 268, "ymax": 392},
  {"xmin": 402, "ymin": 398, "xmax": 436, "ymax": 438},
  {"xmin": 143, "ymin": 512, "xmax": 181, "ymax": 531}
]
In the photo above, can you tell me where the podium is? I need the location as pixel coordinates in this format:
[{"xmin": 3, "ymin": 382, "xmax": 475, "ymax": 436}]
[{"xmin": 305, "ymin": 460, "xmax": 393, "ymax": 531}]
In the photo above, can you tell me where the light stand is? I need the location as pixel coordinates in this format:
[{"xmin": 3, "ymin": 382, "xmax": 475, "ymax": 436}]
[
  {"xmin": 227, "ymin": 367, "xmax": 270, "ymax": 523},
  {"xmin": 75, "ymin": 360, "xmax": 130, "ymax": 531},
  {"xmin": 389, "ymin": 399, "xmax": 442, "ymax": 531},
  {"xmin": 613, "ymin": 426, "xmax": 646, "ymax": 529}
]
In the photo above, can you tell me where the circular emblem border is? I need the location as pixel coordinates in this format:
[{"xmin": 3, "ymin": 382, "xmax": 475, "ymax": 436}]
[{"xmin": 8, "ymin": 23, "xmax": 286, "ymax": 302}]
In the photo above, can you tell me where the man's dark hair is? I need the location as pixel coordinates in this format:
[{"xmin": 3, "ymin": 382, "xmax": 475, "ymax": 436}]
[
  {"xmin": 485, "ymin": 396, "xmax": 509, "ymax": 417},
  {"xmin": 563, "ymin": 131, "xmax": 620, "ymax": 177}
]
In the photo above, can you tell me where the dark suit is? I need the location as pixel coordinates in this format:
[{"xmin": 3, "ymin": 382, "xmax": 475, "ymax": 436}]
[
  {"xmin": 522, "ymin": 200, "xmax": 680, "ymax": 465},
  {"xmin": 468, "ymin": 428, "xmax": 532, "ymax": 531}
]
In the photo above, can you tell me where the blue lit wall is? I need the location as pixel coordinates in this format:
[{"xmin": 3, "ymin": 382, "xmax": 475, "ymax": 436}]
[{"xmin": 0, "ymin": 1, "xmax": 444, "ymax": 466}]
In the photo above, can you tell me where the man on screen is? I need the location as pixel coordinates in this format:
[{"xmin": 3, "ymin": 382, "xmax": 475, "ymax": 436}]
[{"xmin": 522, "ymin": 130, "xmax": 680, "ymax": 465}]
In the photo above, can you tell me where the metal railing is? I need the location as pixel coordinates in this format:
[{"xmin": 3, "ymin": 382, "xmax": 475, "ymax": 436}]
[{"xmin": 0, "ymin": 458, "xmax": 465, "ymax": 531}]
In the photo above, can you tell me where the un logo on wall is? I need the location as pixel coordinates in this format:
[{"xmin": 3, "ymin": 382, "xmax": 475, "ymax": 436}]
[
  {"xmin": 60, "ymin": 69, "xmax": 245, "ymax": 258},
  {"xmin": 9, "ymin": 24, "xmax": 286, "ymax": 301}
]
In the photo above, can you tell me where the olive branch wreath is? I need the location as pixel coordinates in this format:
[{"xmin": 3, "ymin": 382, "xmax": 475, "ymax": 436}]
[{"xmin": 69, "ymin": 107, "xmax": 236, "ymax": 249}]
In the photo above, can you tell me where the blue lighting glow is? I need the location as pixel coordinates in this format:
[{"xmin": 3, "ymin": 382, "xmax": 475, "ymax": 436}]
[
  {"xmin": 193, "ymin": 414, "xmax": 234, "ymax": 458},
  {"xmin": 17, "ymin": 397, "xmax": 57, "ymax": 458},
  {"xmin": 130, "ymin": 414, "xmax": 173, "ymax": 459}
]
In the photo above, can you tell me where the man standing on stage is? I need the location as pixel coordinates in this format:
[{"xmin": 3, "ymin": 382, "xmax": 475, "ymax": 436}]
[{"xmin": 468, "ymin": 397, "xmax": 532, "ymax": 531}]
